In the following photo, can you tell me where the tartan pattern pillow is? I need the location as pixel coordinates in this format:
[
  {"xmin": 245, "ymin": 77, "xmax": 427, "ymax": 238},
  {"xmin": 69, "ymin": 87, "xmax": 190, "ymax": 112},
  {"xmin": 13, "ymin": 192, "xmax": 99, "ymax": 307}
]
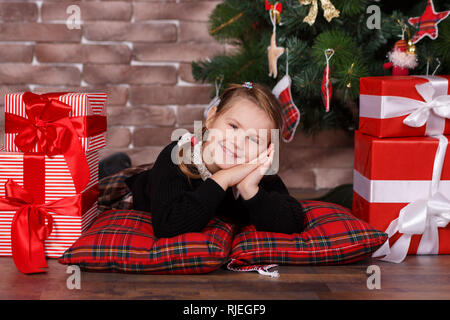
[
  {"xmin": 227, "ymin": 200, "xmax": 388, "ymax": 276},
  {"xmin": 58, "ymin": 209, "xmax": 236, "ymax": 274}
]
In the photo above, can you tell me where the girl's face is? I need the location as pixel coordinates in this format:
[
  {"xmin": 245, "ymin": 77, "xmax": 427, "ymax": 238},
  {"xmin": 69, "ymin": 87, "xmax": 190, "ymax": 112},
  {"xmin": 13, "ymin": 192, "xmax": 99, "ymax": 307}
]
[{"xmin": 203, "ymin": 98, "xmax": 276, "ymax": 170}]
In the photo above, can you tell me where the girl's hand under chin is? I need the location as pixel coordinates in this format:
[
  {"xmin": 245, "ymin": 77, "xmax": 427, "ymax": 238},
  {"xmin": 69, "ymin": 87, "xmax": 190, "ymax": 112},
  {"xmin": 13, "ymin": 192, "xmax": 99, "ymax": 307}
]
[{"xmin": 236, "ymin": 143, "xmax": 274, "ymax": 200}]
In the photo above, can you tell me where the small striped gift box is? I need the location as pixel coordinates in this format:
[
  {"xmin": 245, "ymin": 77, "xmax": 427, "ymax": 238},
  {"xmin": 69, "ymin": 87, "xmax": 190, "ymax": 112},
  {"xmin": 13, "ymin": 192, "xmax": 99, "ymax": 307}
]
[{"xmin": 4, "ymin": 92, "xmax": 107, "ymax": 153}]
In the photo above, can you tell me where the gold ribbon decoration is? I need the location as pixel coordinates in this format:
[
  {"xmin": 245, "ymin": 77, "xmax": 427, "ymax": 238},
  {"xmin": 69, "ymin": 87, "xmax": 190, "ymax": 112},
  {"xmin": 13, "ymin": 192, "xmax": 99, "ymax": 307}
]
[{"xmin": 299, "ymin": 0, "xmax": 340, "ymax": 26}]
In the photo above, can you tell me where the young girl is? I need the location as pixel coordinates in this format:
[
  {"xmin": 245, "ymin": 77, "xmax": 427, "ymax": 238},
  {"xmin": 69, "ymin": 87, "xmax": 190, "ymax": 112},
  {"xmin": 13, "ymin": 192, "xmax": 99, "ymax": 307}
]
[{"xmin": 121, "ymin": 82, "xmax": 305, "ymax": 238}]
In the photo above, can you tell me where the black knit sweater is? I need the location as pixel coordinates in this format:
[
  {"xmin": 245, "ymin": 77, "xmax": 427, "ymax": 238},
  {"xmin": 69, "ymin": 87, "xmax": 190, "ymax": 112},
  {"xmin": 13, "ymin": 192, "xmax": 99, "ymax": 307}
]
[{"xmin": 125, "ymin": 140, "xmax": 305, "ymax": 238}]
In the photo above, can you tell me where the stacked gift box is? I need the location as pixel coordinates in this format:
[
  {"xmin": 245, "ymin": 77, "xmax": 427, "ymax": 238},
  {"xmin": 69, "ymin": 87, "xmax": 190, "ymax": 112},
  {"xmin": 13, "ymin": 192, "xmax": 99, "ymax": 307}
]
[
  {"xmin": 0, "ymin": 91, "xmax": 107, "ymax": 273},
  {"xmin": 352, "ymin": 75, "xmax": 450, "ymax": 263}
]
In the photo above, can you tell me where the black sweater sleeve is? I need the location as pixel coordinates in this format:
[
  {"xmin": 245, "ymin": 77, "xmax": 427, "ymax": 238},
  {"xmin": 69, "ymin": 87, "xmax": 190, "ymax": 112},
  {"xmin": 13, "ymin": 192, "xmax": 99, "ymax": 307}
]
[
  {"xmin": 240, "ymin": 174, "xmax": 305, "ymax": 234},
  {"xmin": 149, "ymin": 142, "xmax": 227, "ymax": 238}
]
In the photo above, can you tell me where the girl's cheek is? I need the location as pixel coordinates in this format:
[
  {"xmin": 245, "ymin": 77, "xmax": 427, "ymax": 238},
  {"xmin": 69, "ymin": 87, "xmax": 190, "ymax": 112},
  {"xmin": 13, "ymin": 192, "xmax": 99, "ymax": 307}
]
[{"xmin": 245, "ymin": 145, "xmax": 258, "ymax": 162}]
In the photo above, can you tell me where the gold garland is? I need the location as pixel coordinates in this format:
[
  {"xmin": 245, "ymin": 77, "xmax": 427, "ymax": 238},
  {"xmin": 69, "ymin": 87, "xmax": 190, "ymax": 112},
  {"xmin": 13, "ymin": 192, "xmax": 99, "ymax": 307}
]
[
  {"xmin": 299, "ymin": 0, "xmax": 340, "ymax": 26},
  {"xmin": 346, "ymin": 62, "xmax": 355, "ymax": 88},
  {"xmin": 234, "ymin": 59, "xmax": 255, "ymax": 77},
  {"xmin": 209, "ymin": 12, "xmax": 244, "ymax": 35}
]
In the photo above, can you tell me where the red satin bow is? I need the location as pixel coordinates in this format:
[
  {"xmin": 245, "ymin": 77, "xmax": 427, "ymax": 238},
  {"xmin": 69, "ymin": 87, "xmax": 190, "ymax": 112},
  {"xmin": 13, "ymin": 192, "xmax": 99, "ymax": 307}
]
[
  {"xmin": 265, "ymin": 0, "xmax": 282, "ymax": 13},
  {"xmin": 5, "ymin": 92, "xmax": 93, "ymax": 193},
  {"xmin": 9, "ymin": 92, "xmax": 74, "ymax": 155},
  {"xmin": 0, "ymin": 179, "xmax": 82, "ymax": 274}
]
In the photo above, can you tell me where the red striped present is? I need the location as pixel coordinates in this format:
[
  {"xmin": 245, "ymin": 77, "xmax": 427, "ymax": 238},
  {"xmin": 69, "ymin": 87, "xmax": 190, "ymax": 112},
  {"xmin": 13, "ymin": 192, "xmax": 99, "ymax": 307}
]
[
  {"xmin": 4, "ymin": 92, "xmax": 107, "ymax": 153},
  {"xmin": 0, "ymin": 149, "xmax": 99, "ymax": 201},
  {"xmin": 0, "ymin": 150, "xmax": 100, "ymax": 260},
  {"xmin": 0, "ymin": 201, "xmax": 98, "ymax": 259}
]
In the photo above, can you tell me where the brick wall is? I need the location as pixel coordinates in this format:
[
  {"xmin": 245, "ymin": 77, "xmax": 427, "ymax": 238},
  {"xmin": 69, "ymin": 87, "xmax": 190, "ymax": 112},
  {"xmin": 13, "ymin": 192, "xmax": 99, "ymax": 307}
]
[{"xmin": 0, "ymin": 0, "xmax": 354, "ymax": 191}]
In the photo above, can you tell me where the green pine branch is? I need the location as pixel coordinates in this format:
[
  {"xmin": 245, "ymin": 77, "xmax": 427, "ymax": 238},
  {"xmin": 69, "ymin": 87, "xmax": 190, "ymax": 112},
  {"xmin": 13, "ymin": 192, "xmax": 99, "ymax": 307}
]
[{"xmin": 192, "ymin": 0, "xmax": 450, "ymax": 137}]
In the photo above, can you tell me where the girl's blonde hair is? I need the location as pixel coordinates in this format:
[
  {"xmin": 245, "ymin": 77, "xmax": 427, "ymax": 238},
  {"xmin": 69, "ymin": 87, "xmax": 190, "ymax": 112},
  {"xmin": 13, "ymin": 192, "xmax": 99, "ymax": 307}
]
[{"xmin": 177, "ymin": 82, "xmax": 284, "ymax": 188}]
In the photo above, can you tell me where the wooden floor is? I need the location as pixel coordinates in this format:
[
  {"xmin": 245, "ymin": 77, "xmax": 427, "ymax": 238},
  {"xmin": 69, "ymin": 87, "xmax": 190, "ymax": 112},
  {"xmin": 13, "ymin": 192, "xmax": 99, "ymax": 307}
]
[
  {"xmin": 2, "ymin": 189, "xmax": 448, "ymax": 300},
  {"xmin": 1, "ymin": 255, "xmax": 449, "ymax": 300}
]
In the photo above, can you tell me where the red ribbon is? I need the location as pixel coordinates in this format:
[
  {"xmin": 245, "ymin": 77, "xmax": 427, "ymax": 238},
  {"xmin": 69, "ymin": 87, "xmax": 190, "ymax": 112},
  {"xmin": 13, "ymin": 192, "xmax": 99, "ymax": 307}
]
[
  {"xmin": 0, "ymin": 179, "xmax": 84, "ymax": 274},
  {"xmin": 4, "ymin": 92, "xmax": 106, "ymax": 193},
  {"xmin": 265, "ymin": 0, "xmax": 282, "ymax": 13}
]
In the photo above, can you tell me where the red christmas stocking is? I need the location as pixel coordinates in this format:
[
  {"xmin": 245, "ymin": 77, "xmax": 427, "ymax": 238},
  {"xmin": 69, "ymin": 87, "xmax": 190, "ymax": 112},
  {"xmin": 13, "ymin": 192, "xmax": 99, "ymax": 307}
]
[{"xmin": 272, "ymin": 74, "xmax": 300, "ymax": 143}]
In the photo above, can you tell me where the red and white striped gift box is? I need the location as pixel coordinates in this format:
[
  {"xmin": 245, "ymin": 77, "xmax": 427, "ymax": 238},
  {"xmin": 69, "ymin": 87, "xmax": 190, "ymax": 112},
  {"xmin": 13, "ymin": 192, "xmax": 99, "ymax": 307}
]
[
  {"xmin": 0, "ymin": 149, "xmax": 100, "ymax": 258},
  {"xmin": 0, "ymin": 150, "xmax": 99, "ymax": 202},
  {"xmin": 0, "ymin": 201, "xmax": 98, "ymax": 258},
  {"xmin": 4, "ymin": 92, "xmax": 107, "ymax": 153},
  {"xmin": 359, "ymin": 75, "xmax": 450, "ymax": 138}
]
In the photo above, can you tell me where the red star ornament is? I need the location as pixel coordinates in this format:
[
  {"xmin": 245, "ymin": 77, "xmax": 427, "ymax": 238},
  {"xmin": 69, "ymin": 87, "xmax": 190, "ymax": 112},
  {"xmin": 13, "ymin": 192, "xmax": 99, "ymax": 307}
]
[{"xmin": 408, "ymin": 0, "xmax": 450, "ymax": 44}]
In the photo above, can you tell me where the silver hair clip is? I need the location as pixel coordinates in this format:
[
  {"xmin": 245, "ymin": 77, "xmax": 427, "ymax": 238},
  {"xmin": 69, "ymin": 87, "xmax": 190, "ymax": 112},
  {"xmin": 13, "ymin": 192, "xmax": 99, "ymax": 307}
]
[{"xmin": 242, "ymin": 81, "xmax": 253, "ymax": 89}]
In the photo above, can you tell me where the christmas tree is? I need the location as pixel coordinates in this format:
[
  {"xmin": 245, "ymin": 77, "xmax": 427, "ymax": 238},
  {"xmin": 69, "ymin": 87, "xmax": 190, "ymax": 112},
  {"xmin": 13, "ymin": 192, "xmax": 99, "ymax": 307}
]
[{"xmin": 191, "ymin": 0, "xmax": 450, "ymax": 136}]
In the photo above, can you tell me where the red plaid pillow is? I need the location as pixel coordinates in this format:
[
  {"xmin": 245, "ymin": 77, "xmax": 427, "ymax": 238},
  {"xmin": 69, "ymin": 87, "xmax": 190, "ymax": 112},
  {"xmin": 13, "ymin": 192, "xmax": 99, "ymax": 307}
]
[
  {"xmin": 58, "ymin": 209, "xmax": 236, "ymax": 274},
  {"xmin": 227, "ymin": 200, "xmax": 388, "ymax": 277}
]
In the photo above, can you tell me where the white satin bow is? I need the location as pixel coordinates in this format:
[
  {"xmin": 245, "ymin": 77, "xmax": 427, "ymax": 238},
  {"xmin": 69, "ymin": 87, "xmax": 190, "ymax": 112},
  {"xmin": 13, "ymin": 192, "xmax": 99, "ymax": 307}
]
[
  {"xmin": 372, "ymin": 191, "xmax": 450, "ymax": 263},
  {"xmin": 402, "ymin": 82, "xmax": 450, "ymax": 129}
]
